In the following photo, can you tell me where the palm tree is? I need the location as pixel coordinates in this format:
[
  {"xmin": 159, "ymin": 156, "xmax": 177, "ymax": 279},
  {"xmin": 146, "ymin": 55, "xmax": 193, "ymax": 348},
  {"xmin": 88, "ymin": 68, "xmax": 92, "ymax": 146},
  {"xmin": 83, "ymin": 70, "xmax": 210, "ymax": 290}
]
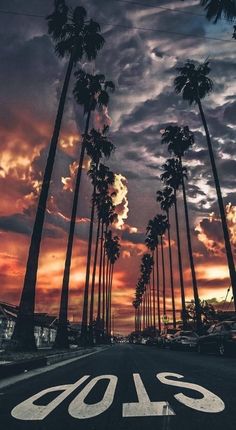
[
  {"xmin": 106, "ymin": 234, "xmax": 121, "ymax": 337},
  {"xmin": 146, "ymin": 216, "xmax": 168, "ymax": 328},
  {"xmin": 135, "ymin": 278, "xmax": 145, "ymax": 331},
  {"xmin": 140, "ymin": 254, "xmax": 154, "ymax": 328},
  {"xmin": 80, "ymin": 163, "xmax": 115, "ymax": 345},
  {"xmin": 101, "ymin": 199, "xmax": 117, "ymax": 339},
  {"xmin": 161, "ymin": 159, "xmax": 188, "ymax": 329},
  {"xmin": 157, "ymin": 187, "xmax": 176, "ymax": 328},
  {"xmin": 80, "ymin": 129, "xmax": 115, "ymax": 346},
  {"xmin": 145, "ymin": 234, "xmax": 156, "ymax": 329},
  {"xmin": 11, "ymin": 2, "xmax": 105, "ymax": 351},
  {"xmin": 84, "ymin": 130, "xmax": 115, "ymax": 344},
  {"xmin": 93, "ymin": 174, "xmax": 116, "ymax": 343},
  {"xmin": 55, "ymin": 74, "xmax": 115, "ymax": 348},
  {"xmin": 161, "ymin": 125, "xmax": 202, "ymax": 332},
  {"xmin": 157, "ymin": 215, "xmax": 168, "ymax": 317},
  {"xmin": 146, "ymin": 218, "xmax": 161, "ymax": 330},
  {"xmin": 175, "ymin": 60, "xmax": 236, "ymax": 311}
]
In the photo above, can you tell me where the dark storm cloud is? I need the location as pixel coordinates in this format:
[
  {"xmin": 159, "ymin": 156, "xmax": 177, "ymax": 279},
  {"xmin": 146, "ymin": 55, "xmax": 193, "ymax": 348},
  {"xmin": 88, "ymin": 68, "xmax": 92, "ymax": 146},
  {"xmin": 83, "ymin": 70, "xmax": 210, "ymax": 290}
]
[
  {"xmin": 0, "ymin": 0, "xmax": 235, "ymax": 248},
  {"xmin": 0, "ymin": 214, "xmax": 32, "ymax": 236},
  {"xmin": 122, "ymin": 229, "xmax": 145, "ymax": 244},
  {"xmin": 223, "ymin": 100, "xmax": 236, "ymax": 125}
]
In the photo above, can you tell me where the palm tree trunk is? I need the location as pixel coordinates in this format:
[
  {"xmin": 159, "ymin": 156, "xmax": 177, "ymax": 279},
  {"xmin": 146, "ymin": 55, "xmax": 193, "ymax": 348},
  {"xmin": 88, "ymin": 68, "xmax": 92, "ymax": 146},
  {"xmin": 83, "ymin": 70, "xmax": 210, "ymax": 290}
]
[
  {"xmin": 179, "ymin": 157, "xmax": 202, "ymax": 333},
  {"xmin": 105, "ymin": 258, "xmax": 110, "ymax": 334},
  {"xmin": 97, "ymin": 222, "xmax": 104, "ymax": 321},
  {"xmin": 152, "ymin": 251, "xmax": 156, "ymax": 330},
  {"xmin": 143, "ymin": 294, "xmax": 145, "ymax": 329},
  {"xmin": 198, "ymin": 99, "xmax": 236, "ymax": 310},
  {"xmin": 107, "ymin": 262, "xmax": 112, "ymax": 337},
  {"xmin": 11, "ymin": 54, "xmax": 74, "ymax": 351},
  {"xmin": 108, "ymin": 263, "xmax": 114, "ymax": 336},
  {"xmin": 88, "ymin": 218, "xmax": 101, "ymax": 342},
  {"xmin": 55, "ymin": 109, "xmax": 91, "ymax": 349},
  {"xmin": 167, "ymin": 211, "xmax": 176, "ymax": 328},
  {"xmin": 102, "ymin": 225, "xmax": 108, "ymax": 336},
  {"xmin": 156, "ymin": 246, "xmax": 161, "ymax": 332},
  {"xmin": 174, "ymin": 190, "xmax": 187, "ymax": 329},
  {"xmin": 138, "ymin": 306, "xmax": 141, "ymax": 332},
  {"xmin": 148, "ymin": 285, "xmax": 151, "ymax": 327},
  {"xmin": 161, "ymin": 235, "xmax": 166, "ymax": 316},
  {"xmin": 140, "ymin": 303, "xmax": 142, "ymax": 332},
  {"xmin": 149, "ymin": 282, "xmax": 153, "ymax": 327},
  {"xmin": 80, "ymin": 164, "xmax": 98, "ymax": 345}
]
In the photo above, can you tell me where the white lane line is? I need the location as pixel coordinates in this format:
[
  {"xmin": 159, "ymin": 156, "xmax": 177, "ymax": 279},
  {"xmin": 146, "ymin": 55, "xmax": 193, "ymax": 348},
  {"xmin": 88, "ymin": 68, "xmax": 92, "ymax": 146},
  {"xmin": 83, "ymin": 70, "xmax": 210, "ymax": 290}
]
[{"xmin": 0, "ymin": 347, "xmax": 110, "ymax": 390}]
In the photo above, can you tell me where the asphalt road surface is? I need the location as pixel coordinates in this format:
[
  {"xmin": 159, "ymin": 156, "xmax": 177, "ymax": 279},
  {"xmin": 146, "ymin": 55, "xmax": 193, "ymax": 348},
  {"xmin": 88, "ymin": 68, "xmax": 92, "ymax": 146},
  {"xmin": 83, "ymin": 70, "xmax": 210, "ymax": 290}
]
[{"xmin": 0, "ymin": 344, "xmax": 235, "ymax": 430}]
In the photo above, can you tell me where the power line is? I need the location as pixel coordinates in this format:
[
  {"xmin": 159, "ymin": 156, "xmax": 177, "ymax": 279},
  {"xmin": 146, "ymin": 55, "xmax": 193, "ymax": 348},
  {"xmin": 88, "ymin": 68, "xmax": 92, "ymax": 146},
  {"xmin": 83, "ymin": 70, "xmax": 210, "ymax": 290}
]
[
  {"xmin": 108, "ymin": 0, "xmax": 234, "ymax": 22},
  {"xmin": 102, "ymin": 21, "xmax": 233, "ymax": 43},
  {"xmin": 111, "ymin": 0, "xmax": 206, "ymax": 18},
  {"xmin": 0, "ymin": 9, "xmax": 44, "ymax": 19},
  {"xmin": 0, "ymin": 8, "xmax": 234, "ymax": 43}
]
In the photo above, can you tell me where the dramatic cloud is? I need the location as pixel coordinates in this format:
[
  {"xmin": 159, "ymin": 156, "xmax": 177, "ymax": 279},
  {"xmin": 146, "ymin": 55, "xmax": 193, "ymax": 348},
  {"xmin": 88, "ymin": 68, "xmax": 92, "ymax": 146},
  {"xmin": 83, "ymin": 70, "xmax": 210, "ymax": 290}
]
[{"xmin": 0, "ymin": 0, "xmax": 236, "ymax": 333}]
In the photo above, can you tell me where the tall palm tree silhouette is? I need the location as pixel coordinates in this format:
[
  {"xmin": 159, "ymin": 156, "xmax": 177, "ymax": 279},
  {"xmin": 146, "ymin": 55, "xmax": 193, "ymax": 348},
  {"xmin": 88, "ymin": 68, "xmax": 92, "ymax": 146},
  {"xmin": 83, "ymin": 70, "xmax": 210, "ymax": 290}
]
[
  {"xmin": 55, "ymin": 74, "xmax": 114, "ymax": 348},
  {"xmin": 147, "ymin": 215, "xmax": 167, "ymax": 326},
  {"xmin": 145, "ymin": 233, "xmax": 157, "ymax": 330},
  {"xmin": 161, "ymin": 125, "xmax": 202, "ymax": 332},
  {"xmin": 101, "ymin": 196, "xmax": 117, "ymax": 338},
  {"xmin": 161, "ymin": 158, "xmax": 188, "ymax": 329},
  {"xmin": 140, "ymin": 253, "xmax": 154, "ymax": 328},
  {"xmin": 82, "ymin": 158, "xmax": 115, "ymax": 345},
  {"xmin": 11, "ymin": 1, "xmax": 105, "ymax": 351},
  {"xmin": 105, "ymin": 234, "xmax": 120, "ymax": 336},
  {"xmin": 89, "ymin": 172, "xmax": 116, "ymax": 341},
  {"xmin": 85, "ymin": 130, "xmax": 115, "ymax": 344},
  {"xmin": 157, "ymin": 187, "xmax": 176, "ymax": 328},
  {"xmin": 94, "ymin": 175, "xmax": 116, "ymax": 342},
  {"xmin": 175, "ymin": 60, "xmax": 236, "ymax": 311},
  {"xmin": 146, "ymin": 218, "xmax": 161, "ymax": 330}
]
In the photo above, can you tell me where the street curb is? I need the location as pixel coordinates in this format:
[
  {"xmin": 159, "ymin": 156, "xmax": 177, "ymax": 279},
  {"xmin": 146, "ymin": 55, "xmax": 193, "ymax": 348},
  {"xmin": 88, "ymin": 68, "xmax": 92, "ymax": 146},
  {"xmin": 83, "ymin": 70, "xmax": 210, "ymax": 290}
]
[
  {"xmin": 0, "ymin": 347, "xmax": 107, "ymax": 380},
  {"xmin": 0, "ymin": 346, "xmax": 110, "ymax": 389}
]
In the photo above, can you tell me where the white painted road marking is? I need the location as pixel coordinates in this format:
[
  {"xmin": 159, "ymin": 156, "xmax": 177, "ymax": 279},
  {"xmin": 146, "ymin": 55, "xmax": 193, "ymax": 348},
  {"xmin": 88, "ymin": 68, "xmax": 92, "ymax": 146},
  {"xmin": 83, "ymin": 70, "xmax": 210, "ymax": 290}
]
[
  {"xmin": 11, "ymin": 376, "xmax": 90, "ymax": 421},
  {"xmin": 69, "ymin": 375, "xmax": 118, "ymax": 419},
  {"xmin": 123, "ymin": 373, "xmax": 175, "ymax": 417},
  {"xmin": 157, "ymin": 373, "xmax": 225, "ymax": 413},
  {"xmin": 11, "ymin": 372, "xmax": 225, "ymax": 421}
]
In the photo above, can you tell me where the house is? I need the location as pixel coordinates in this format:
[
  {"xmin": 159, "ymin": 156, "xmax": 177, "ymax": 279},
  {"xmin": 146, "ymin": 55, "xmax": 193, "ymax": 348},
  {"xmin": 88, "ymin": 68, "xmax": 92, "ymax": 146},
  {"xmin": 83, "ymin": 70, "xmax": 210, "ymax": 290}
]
[{"xmin": 0, "ymin": 302, "xmax": 58, "ymax": 348}]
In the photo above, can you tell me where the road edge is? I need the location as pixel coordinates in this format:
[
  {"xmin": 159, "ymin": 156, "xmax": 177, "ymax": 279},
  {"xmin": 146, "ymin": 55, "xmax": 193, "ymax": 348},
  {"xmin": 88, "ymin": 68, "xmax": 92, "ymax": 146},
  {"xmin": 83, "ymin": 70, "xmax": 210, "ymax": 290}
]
[{"xmin": 0, "ymin": 346, "xmax": 110, "ymax": 390}]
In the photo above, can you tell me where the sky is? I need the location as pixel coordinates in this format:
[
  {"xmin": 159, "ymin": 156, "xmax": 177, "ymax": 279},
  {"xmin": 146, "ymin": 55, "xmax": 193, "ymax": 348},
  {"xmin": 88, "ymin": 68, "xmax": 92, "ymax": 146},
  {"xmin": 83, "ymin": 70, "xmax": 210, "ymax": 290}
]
[{"xmin": 0, "ymin": 0, "xmax": 236, "ymax": 334}]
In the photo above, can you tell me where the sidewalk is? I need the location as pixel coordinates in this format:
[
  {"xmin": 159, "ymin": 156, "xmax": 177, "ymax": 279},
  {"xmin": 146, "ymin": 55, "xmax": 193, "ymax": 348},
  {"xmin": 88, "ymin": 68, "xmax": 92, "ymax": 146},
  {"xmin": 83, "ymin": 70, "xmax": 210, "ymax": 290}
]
[{"xmin": 0, "ymin": 346, "xmax": 108, "ymax": 380}]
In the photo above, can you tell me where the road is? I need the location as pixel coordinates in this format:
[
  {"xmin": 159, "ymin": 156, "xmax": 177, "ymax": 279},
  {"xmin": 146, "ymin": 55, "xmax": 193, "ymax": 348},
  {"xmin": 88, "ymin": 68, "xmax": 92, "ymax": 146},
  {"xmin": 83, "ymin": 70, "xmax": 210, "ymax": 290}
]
[{"xmin": 0, "ymin": 344, "xmax": 235, "ymax": 430}]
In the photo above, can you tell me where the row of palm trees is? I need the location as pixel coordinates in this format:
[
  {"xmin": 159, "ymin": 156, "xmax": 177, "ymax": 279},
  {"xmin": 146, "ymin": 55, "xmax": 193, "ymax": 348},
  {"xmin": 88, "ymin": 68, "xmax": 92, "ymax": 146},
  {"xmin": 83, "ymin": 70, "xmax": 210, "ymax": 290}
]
[
  {"xmin": 133, "ymin": 152, "xmax": 198, "ymax": 333},
  {"xmin": 9, "ymin": 0, "xmax": 236, "ymax": 348},
  {"xmin": 133, "ymin": 59, "xmax": 236, "ymax": 332},
  {"xmin": 133, "ymin": 254, "xmax": 154, "ymax": 332},
  {"xmin": 10, "ymin": 1, "xmax": 120, "ymax": 350}
]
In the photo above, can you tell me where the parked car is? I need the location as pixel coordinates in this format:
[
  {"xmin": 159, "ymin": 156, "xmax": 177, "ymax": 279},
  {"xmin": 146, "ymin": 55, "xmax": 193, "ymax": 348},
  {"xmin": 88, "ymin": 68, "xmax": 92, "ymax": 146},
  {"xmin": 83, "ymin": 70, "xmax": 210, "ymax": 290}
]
[
  {"xmin": 146, "ymin": 337, "xmax": 159, "ymax": 346},
  {"xmin": 170, "ymin": 330, "xmax": 199, "ymax": 350},
  {"xmin": 141, "ymin": 337, "xmax": 149, "ymax": 345},
  {"xmin": 197, "ymin": 321, "xmax": 236, "ymax": 356},
  {"xmin": 159, "ymin": 329, "xmax": 179, "ymax": 348}
]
